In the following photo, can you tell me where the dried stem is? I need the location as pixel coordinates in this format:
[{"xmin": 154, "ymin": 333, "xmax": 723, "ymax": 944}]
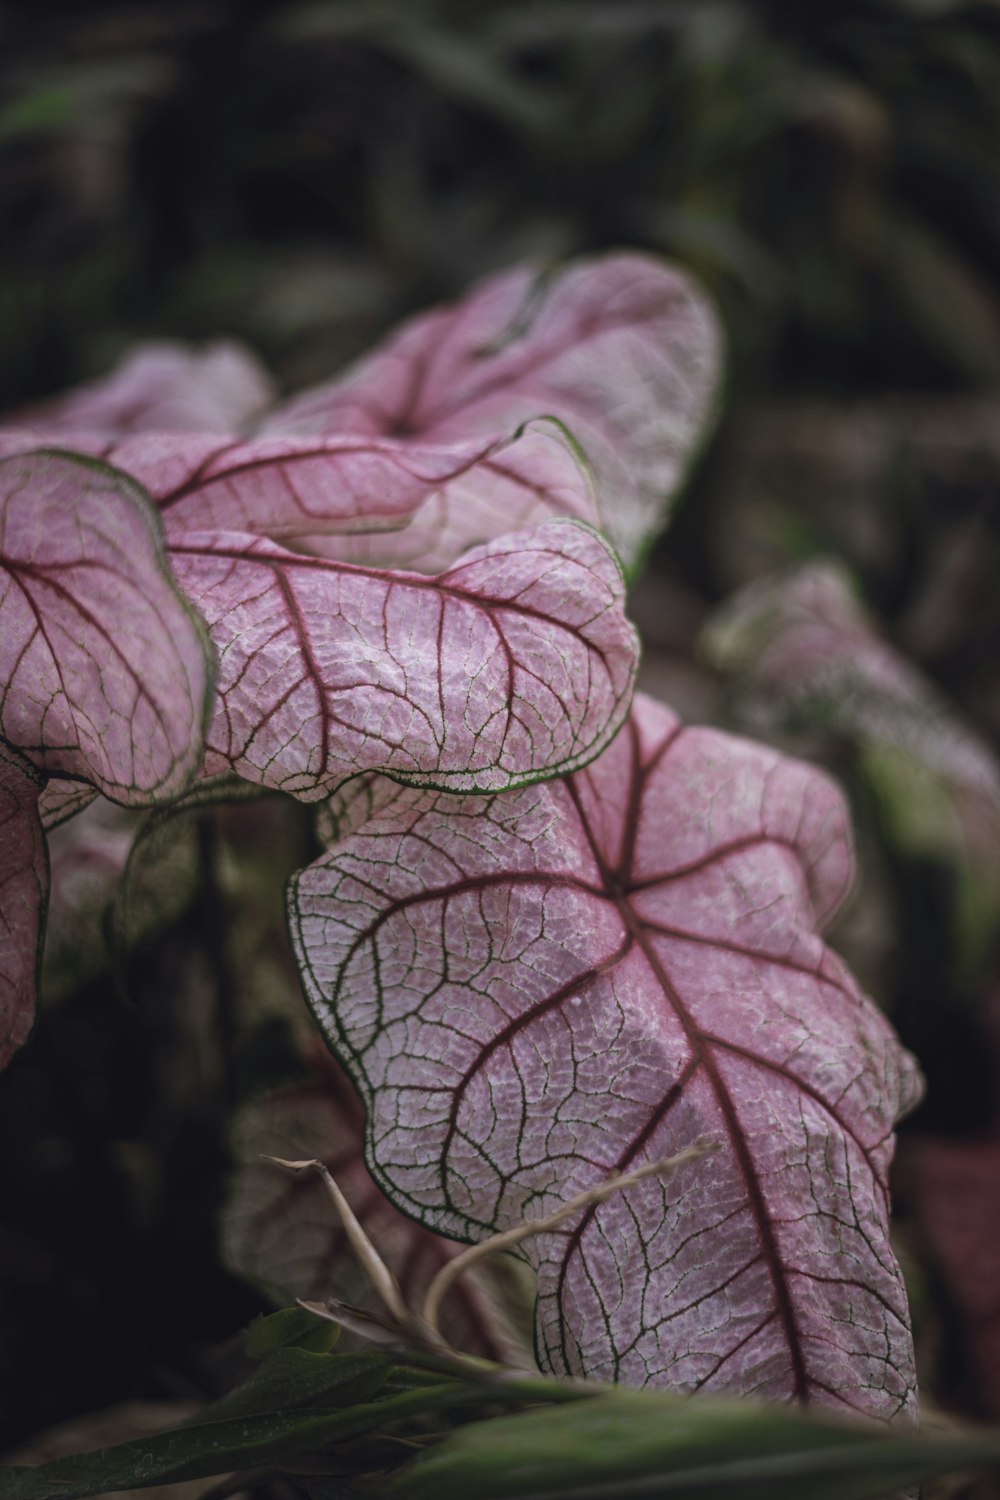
[
  {"xmin": 421, "ymin": 1139, "xmax": 716, "ymax": 1335},
  {"xmin": 262, "ymin": 1156, "xmax": 411, "ymax": 1325},
  {"xmin": 268, "ymin": 1139, "xmax": 716, "ymax": 1373}
]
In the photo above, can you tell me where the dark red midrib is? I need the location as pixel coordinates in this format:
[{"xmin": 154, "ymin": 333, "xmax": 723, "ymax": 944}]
[
  {"xmin": 699, "ymin": 1030, "xmax": 885, "ymax": 1199},
  {"xmin": 618, "ymin": 900, "xmax": 812, "ymax": 1401},
  {"xmin": 544, "ymin": 725, "xmax": 811, "ymax": 1395},
  {"xmin": 411, "ymin": 298, "xmax": 671, "ymax": 431},
  {"xmin": 154, "ymin": 432, "xmax": 521, "ymax": 510}
]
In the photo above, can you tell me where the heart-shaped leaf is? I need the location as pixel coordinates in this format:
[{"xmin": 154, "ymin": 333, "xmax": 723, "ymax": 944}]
[
  {"xmin": 0, "ymin": 741, "xmax": 46, "ymax": 1068},
  {"xmin": 266, "ymin": 253, "xmax": 722, "ymax": 569},
  {"xmin": 7, "ymin": 340, "xmax": 274, "ymax": 437},
  {"xmin": 224, "ymin": 1048, "xmax": 536, "ymax": 1366},
  {"xmin": 168, "ymin": 518, "xmax": 637, "ymax": 799},
  {"xmin": 0, "ymin": 451, "xmax": 213, "ymax": 804},
  {"xmin": 290, "ymin": 692, "xmax": 922, "ymax": 1418}
]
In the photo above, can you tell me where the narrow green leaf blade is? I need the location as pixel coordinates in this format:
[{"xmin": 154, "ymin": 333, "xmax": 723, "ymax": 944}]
[
  {"xmin": 0, "ymin": 1376, "xmax": 464, "ymax": 1500},
  {"xmin": 388, "ymin": 1391, "xmax": 1000, "ymax": 1500},
  {"xmin": 189, "ymin": 1349, "xmax": 382, "ymax": 1424}
]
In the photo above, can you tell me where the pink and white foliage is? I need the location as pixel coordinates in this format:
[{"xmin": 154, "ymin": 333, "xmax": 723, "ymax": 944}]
[
  {"xmin": 7, "ymin": 341, "xmax": 274, "ymax": 438},
  {"xmin": 0, "ymin": 451, "xmax": 212, "ymax": 804},
  {"xmin": 705, "ymin": 561, "xmax": 1000, "ymax": 854},
  {"xmin": 290, "ymin": 692, "xmax": 922, "ymax": 1419},
  {"xmin": 266, "ymin": 253, "xmax": 721, "ymax": 570},
  {"xmin": 0, "ymin": 742, "xmax": 46, "ymax": 1069},
  {"xmin": 224, "ymin": 1049, "xmax": 534, "ymax": 1367},
  {"xmin": 0, "ymin": 449, "xmax": 214, "ymax": 1068},
  {"xmin": 169, "ymin": 518, "xmax": 637, "ymax": 799},
  {"xmin": 1, "ymin": 255, "xmax": 719, "ymax": 575},
  {"xmin": 0, "ymin": 421, "xmax": 595, "ymax": 570}
]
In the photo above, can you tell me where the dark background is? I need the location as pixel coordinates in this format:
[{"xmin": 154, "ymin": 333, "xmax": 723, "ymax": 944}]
[{"xmin": 2, "ymin": 0, "xmax": 1000, "ymax": 1478}]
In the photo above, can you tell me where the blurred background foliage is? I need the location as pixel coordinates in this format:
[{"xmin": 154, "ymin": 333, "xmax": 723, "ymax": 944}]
[
  {"xmin": 2, "ymin": 1, "xmax": 1000, "ymax": 1489},
  {"xmin": 4, "ymin": 0, "xmax": 1000, "ymax": 405}
]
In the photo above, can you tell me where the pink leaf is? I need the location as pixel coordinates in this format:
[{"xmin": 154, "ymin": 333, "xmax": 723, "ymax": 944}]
[
  {"xmin": 113, "ymin": 419, "xmax": 596, "ymax": 571},
  {"xmin": 224, "ymin": 1049, "xmax": 535, "ymax": 1366},
  {"xmin": 6, "ymin": 341, "xmax": 274, "ymax": 438},
  {"xmin": 266, "ymin": 253, "xmax": 721, "ymax": 568},
  {"xmin": 0, "ymin": 741, "xmax": 46, "ymax": 1069},
  {"xmin": 705, "ymin": 561, "xmax": 1000, "ymax": 860},
  {"xmin": 0, "ymin": 451, "xmax": 213, "ymax": 804},
  {"xmin": 290, "ymin": 692, "xmax": 922, "ymax": 1418},
  {"xmin": 167, "ymin": 518, "xmax": 637, "ymax": 799},
  {"xmin": 0, "ymin": 418, "xmax": 598, "ymax": 575}
]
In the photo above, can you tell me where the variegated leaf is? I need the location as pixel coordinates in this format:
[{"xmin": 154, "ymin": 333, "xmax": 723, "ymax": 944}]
[
  {"xmin": 168, "ymin": 519, "xmax": 637, "ymax": 799},
  {"xmin": 290, "ymin": 692, "xmax": 921, "ymax": 1419},
  {"xmin": 266, "ymin": 253, "xmax": 721, "ymax": 569}
]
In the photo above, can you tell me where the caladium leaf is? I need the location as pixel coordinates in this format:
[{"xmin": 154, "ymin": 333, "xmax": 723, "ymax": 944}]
[
  {"xmin": 168, "ymin": 518, "xmax": 637, "ymax": 799},
  {"xmin": 5, "ymin": 340, "xmax": 275, "ymax": 438},
  {"xmin": 704, "ymin": 561, "xmax": 1000, "ymax": 857},
  {"xmin": 290, "ymin": 692, "xmax": 922, "ymax": 1418},
  {"xmin": 265, "ymin": 253, "xmax": 722, "ymax": 569},
  {"xmin": 0, "ymin": 417, "xmax": 598, "ymax": 574},
  {"xmin": 224, "ymin": 1049, "xmax": 536, "ymax": 1366},
  {"xmin": 107, "ymin": 419, "xmax": 595, "ymax": 572},
  {"xmin": 0, "ymin": 451, "xmax": 213, "ymax": 804},
  {"xmin": 0, "ymin": 741, "xmax": 47, "ymax": 1068}
]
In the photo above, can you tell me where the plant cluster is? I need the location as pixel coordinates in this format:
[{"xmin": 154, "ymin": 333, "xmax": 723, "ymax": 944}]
[{"xmin": 1, "ymin": 251, "xmax": 998, "ymax": 1498}]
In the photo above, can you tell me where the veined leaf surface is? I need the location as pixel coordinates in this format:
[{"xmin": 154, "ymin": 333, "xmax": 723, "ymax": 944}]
[
  {"xmin": 0, "ymin": 452, "xmax": 213, "ymax": 803},
  {"xmin": 290, "ymin": 693, "xmax": 921, "ymax": 1417},
  {"xmin": 0, "ymin": 741, "xmax": 46, "ymax": 1068},
  {"xmin": 266, "ymin": 253, "xmax": 722, "ymax": 568},
  {"xmin": 0, "ymin": 422, "xmax": 593, "ymax": 565},
  {"xmin": 224, "ymin": 1049, "xmax": 535, "ymax": 1365},
  {"xmin": 168, "ymin": 519, "xmax": 637, "ymax": 799}
]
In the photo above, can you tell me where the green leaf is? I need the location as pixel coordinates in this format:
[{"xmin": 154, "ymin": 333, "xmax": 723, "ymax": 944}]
[
  {"xmin": 245, "ymin": 1306, "xmax": 340, "ymax": 1357},
  {"xmin": 0, "ymin": 1376, "xmax": 468, "ymax": 1500},
  {"xmin": 388, "ymin": 1390, "xmax": 1000, "ymax": 1500},
  {"xmin": 190, "ymin": 1349, "xmax": 382, "ymax": 1424}
]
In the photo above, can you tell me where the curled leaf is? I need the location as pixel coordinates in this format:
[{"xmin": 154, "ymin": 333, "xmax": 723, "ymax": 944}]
[
  {"xmin": 266, "ymin": 253, "xmax": 722, "ymax": 568},
  {"xmin": 0, "ymin": 451, "xmax": 213, "ymax": 804},
  {"xmin": 128, "ymin": 420, "xmax": 595, "ymax": 572},
  {"xmin": 168, "ymin": 518, "xmax": 637, "ymax": 799},
  {"xmin": 290, "ymin": 693, "xmax": 921, "ymax": 1418},
  {"xmin": 0, "ymin": 741, "xmax": 46, "ymax": 1068}
]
